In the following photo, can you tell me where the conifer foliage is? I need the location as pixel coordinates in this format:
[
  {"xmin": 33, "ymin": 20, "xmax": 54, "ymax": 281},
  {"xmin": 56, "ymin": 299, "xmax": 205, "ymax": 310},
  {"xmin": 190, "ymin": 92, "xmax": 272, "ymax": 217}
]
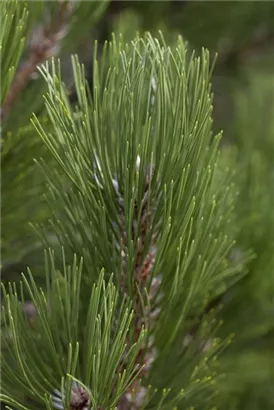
[{"xmin": 2, "ymin": 1, "xmax": 267, "ymax": 410}]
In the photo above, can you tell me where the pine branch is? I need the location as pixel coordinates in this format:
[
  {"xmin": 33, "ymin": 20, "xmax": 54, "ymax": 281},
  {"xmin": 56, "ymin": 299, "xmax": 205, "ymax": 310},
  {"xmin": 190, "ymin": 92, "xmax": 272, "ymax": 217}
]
[
  {"xmin": 29, "ymin": 33, "xmax": 242, "ymax": 407},
  {"xmin": 1, "ymin": 31, "xmax": 248, "ymax": 409},
  {"xmin": 1, "ymin": 251, "xmax": 146, "ymax": 410}
]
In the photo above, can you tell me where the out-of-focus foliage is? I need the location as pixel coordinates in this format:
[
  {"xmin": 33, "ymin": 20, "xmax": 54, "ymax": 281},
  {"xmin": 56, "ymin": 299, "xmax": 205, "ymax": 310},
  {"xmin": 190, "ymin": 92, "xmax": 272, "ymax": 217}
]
[
  {"xmin": 0, "ymin": 0, "xmax": 28, "ymax": 103},
  {"xmin": 108, "ymin": 1, "xmax": 274, "ymax": 57},
  {"xmin": 215, "ymin": 73, "xmax": 274, "ymax": 410}
]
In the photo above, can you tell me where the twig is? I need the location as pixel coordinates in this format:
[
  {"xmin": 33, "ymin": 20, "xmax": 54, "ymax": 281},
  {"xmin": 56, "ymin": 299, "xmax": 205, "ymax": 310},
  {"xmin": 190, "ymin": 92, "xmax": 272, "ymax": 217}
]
[
  {"xmin": 1, "ymin": 1, "xmax": 75, "ymax": 122},
  {"xmin": 116, "ymin": 163, "xmax": 161, "ymax": 409}
]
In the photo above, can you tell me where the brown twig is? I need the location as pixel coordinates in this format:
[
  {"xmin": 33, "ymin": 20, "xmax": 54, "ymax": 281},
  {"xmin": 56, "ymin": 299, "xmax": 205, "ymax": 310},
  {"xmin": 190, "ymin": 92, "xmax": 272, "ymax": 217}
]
[
  {"xmin": 1, "ymin": 1, "xmax": 74, "ymax": 123},
  {"xmin": 116, "ymin": 164, "xmax": 161, "ymax": 409}
]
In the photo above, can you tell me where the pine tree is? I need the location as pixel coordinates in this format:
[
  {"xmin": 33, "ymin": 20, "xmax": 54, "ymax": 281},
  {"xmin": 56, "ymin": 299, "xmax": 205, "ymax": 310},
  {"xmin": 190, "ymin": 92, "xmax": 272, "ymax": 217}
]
[{"xmin": 1, "ymin": 2, "xmax": 273, "ymax": 410}]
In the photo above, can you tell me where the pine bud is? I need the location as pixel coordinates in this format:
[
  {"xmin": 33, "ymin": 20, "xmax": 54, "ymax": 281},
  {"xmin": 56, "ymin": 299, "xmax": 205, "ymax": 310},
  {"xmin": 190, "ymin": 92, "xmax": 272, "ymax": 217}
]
[{"xmin": 52, "ymin": 381, "xmax": 91, "ymax": 410}]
